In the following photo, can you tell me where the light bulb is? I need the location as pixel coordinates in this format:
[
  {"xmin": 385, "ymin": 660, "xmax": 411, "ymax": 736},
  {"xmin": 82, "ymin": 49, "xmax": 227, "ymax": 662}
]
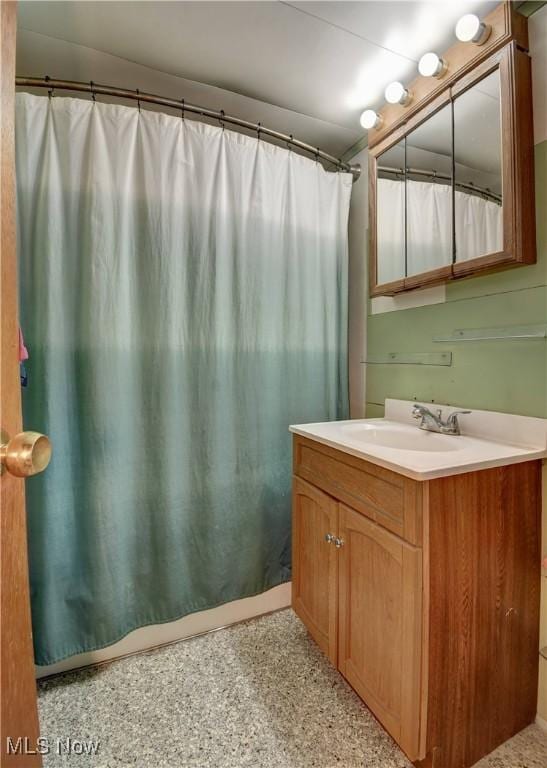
[
  {"xmin": 360, "ymin": 109, "xmax": 382, "ymax": 130},
  {"xmin": 455, "ymin": 14, "xmax": 491, "ymax": 45},
  {"xmin": 418, "ymin": 52, "xmax": 447, "ymax": 78},
  {"xmin": 385, "ymin": 81, "xmax": 411, "ymax": 106}
]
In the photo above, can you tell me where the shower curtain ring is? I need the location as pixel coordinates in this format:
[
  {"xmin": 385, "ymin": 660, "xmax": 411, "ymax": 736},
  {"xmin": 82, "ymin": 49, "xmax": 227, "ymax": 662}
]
[
  {"xmin": 219, "ymin": 109, "xmax": 225, "ymax": 131},
  {"xmin": 90, "ymin": 81, "xmax": 96, "ymax": 102},
  {"xmin": 45, "ymin": 74, "xmax": 54, "ymax": 99},
  {"xmin": 257, "ymin": 122, "xmax": 261, "ymax": 141},
  {"xmin": 180, "ymin": 98, "xmax": 185, "ymax": 121},
  {"xmin": 315, "ymin": 148, "xmax": 320, "ymax": 162},
  {"xmin": 136, "ymin": 88, "xmax": 141, "ymax": 113},
  {"xmin": 287, "ymin": 134, "xmax": 293, "ymax": 152}
]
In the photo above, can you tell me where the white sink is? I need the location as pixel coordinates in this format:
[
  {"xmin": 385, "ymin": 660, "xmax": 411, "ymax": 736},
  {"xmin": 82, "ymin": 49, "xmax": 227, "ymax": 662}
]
[
  {"xmin": 338, "ymin": 422, "xmax": 461, "ymax": 453},
  {"xmin": 290, "ymin": 399, "xmax": 547, "ymax": 480}
]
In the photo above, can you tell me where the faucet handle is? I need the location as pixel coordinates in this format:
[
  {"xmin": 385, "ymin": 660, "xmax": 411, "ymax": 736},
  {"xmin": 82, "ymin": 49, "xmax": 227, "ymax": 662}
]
[
  {"xmin": 446, "ymin": 409, "xmax": 471, "ymax": 424},
  {"xmin": 412, "ymin": 404, "xmax": 425, "ymax": 419},
  {"xmin": 444, "ymin": 410, "xmax": 471, "ymax": 434}
]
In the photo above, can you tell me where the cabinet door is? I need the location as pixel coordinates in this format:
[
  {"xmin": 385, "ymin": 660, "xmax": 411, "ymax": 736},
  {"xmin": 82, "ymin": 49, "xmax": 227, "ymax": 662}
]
[
  {"xmin": 338, "ymin": 504, "xmax": 423, "ymax": 760},
  {"xmin": 292, "ymin": 476, "xmax": 338, "ymax": 665}
]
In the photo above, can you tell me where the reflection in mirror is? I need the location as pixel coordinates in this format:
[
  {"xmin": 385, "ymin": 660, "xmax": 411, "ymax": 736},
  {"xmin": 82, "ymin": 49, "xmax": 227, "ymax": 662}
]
[
  {"xmin": 405, "ymin": 104, "xmax": 453, "ymax": 276},
  {"xmin": 454, "ymin": 69, "xmax": 502, "ymax": 262},
  {"xmin": 376, "ymin": 140, "xmax": 405, "ymax": 284}
]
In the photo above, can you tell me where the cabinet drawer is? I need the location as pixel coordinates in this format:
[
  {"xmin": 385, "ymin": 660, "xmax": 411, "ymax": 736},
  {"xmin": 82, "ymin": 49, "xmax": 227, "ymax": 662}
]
[{"xmin": 293, "ymin": 435, "xmax": 422, "ymax": 545}]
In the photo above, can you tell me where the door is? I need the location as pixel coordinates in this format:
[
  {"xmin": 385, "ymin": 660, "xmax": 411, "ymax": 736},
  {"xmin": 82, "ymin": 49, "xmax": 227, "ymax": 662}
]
[
  {"xmin": 292, "ymin": 476, "xmax": 338, "ymax": 664},
  {"xmin": 1, "ymin": 2, "xmax": 49, "ymax": 764},
  {"xmin": 338, "ymin": 504, "xmax": 423, "ymax": 761}
]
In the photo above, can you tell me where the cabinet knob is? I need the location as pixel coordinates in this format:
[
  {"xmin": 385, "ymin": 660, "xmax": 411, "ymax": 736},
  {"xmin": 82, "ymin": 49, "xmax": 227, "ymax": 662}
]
[
  {"xmin": 325, "ymin": 533, "xmax": 335, "ymax": 544},
  {"xmin": 334, "ymin": 537, "xmax": 345, "ymax": 548}
]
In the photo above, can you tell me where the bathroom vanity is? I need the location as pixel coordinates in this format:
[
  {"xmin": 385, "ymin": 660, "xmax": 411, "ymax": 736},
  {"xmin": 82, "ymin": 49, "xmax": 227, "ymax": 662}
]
[{"xmin": 290, "ymin": 400, "xmax": 546, "ymax": 768}]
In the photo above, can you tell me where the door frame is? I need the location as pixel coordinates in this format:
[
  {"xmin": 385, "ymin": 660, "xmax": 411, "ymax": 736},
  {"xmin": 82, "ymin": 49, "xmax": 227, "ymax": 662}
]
[{"xmin": 1, "ymin": 1, "xmax": 42, "ymax": 764}]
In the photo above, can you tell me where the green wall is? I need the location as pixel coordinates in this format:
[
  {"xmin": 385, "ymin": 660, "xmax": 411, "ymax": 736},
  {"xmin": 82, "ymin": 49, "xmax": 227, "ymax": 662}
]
[{"xmin": 365, "ymin": 140, "xmax": 547, "ymax": 419}]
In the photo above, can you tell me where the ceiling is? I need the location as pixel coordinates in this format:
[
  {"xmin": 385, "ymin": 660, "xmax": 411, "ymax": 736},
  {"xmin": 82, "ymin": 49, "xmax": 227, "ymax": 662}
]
[{"xmin": 17, "ymin": 1, "xmax": 499, "ymax": 156}]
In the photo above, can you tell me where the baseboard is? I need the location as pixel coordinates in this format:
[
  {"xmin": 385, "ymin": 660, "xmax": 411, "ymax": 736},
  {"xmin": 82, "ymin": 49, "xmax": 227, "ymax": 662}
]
[
  {"xmin": 536, "ymin": 714, "xmax": 547, "ymax": 732},
  {"xmin": 36, "ymin": 582, "xmax": 292, "ymax": 679}
]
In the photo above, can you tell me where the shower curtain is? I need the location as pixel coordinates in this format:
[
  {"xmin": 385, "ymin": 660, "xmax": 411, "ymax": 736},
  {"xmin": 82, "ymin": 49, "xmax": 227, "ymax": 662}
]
[
  {"xmin": 377, "ymin": 177, "xmax": 502, "ymax": 279},
  {"xmin": 15, "ymin": 93, "xmax": 351, "ymax": 665}
]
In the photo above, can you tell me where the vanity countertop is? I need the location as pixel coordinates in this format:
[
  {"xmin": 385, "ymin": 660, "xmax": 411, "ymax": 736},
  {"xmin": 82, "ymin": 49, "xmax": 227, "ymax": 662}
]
[{"xmin": 289, "ymin": 399, "xmax": 547, "ymax": 481}]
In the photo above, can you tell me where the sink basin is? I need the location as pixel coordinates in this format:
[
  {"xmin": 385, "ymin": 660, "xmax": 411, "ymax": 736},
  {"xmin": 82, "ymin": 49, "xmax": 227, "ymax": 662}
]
[{"xmin": 338, "ymin": 423, "xmax": 461, "ymax": 452}]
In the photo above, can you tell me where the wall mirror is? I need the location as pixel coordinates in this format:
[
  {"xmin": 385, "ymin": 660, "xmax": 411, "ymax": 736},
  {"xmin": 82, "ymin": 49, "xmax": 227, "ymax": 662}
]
[
  {"xmin": 369, "ymin": 42, "xmax": 535, "ymax": 296},
  {"xmin": 454, "ymin": 69, "xmax": 502, "ymax": 264},
  {"xmin": 406, "ymin": 102, "xmax": 453, "ymax": 279},
  {"xmin": 376, "ymin": 140, "xmax": 405, "ymax": 285}
]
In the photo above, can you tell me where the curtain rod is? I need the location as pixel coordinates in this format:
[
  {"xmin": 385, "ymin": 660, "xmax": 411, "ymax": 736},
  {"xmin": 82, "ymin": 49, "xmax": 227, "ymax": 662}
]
[
  {"xmin": 15, "ymin": 76, "xmax": 361, "ymax": 181},
  {"xmin": 378, "ymin": 165, "xmax": 501, "ymax": 204}
]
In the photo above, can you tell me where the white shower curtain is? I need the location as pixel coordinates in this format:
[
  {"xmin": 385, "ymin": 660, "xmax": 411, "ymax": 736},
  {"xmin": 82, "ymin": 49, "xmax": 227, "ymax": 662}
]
[
  {"xmin": 454, "ymin": 189, "xmax": 503, "ymax": 262},
  {"xmin": 16, "ymin": 93, "xmax": 352, "ymax": 664},
  {"xmin": 377, "ymin": 177, "xmax": 502, "ymax": 278},
  {"xmin": 407, "ymin": 179, "xmax": 453, "ymax": 275},
  {"xmin": 377, "ymin": 178, "xmax": 405, "ymax": 284}
]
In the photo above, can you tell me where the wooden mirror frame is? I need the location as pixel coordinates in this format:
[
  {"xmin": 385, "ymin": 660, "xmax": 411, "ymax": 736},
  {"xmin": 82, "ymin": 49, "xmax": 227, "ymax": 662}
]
[{"xmin": 368, "ymin": 3, "xmax": 535, "ymax": 297}]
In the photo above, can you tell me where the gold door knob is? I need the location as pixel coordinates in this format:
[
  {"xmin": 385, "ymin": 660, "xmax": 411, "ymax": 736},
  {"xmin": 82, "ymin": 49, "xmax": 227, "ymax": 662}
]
[{"xmin": 0, "ymin": 431, "xmax": 52, "ymax": 478}]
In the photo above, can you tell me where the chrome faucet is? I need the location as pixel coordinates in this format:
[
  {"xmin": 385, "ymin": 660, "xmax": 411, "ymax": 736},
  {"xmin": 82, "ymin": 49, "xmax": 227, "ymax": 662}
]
[{"xmin": 411, "ymin": 404, "xmax": 471, "ymax": 435}]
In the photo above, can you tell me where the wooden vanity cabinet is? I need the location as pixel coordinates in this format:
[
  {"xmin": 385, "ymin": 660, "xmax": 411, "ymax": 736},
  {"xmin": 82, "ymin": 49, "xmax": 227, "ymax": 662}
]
[{"xmin": 291, "ymin": 434, "xmax": 541, "ymax": 768}]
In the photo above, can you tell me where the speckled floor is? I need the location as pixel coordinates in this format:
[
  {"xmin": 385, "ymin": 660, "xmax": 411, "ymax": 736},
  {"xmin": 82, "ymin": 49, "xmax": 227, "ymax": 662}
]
[{"xmin": 38, "ymin": 609, "xmax": 547, "ymax": 768}]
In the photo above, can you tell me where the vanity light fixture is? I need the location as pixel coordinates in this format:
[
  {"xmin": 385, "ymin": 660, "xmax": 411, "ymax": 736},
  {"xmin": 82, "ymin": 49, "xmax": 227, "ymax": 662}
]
[
  {"xmin": 384, "ymin": 81, "xmax": 411, "ymax": 106},
  {"xmin": 360, "ymin": 109, "xmax": 382, "ymax": 130},
  {"xmin": 418, "ymin": 52, "xmax": 448, "ymax": 79},
  {"xmin": 455, "ymin": 13, "xmax": 491, "ymax": 45}
]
